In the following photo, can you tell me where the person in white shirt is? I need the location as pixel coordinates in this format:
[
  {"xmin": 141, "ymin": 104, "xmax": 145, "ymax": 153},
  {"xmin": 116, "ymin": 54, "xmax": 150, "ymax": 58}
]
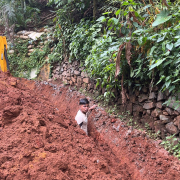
[{"xmin": 75, "ymin": 98, "xmax": 96, "ymax": 135}]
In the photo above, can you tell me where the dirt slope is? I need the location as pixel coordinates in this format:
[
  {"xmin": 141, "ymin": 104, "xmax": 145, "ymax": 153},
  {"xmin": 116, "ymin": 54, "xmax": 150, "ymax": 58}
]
[
  {"xmin": 0, "ymin": 71, "xmax": 180, "ymax": 180},
  {"xmin": 0, "ymin": 72, "xmax": 129, "ymax": 179}
]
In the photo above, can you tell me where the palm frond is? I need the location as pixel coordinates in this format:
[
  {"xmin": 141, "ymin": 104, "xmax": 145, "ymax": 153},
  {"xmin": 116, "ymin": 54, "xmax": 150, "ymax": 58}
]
[{"xmin": 2, "ymin": 3, "xmax": 15, "ymax": 19}]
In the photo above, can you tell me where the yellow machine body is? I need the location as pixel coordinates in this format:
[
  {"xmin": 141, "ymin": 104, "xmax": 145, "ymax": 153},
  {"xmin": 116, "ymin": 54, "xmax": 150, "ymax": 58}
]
[{"xmin": 0, "ymin": 36, "xmax": 8, "ymax": 72}]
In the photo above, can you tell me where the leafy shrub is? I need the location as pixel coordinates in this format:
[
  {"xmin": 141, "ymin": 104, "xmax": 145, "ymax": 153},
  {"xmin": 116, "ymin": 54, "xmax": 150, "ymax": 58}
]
[
  {"xmin": 69, "ymin": 20, "xmax": 101, "ymax": 62},
  {"xmin": 51, "ymin": 0, "xmax": 180, "ymax": 101},
  {"xmin": 9, "ymin": 39, "xmax": 50, "ymax": 78},
  {"xmin": 161, "ymin": 135, "xmax": 180, "ymax": 159}
]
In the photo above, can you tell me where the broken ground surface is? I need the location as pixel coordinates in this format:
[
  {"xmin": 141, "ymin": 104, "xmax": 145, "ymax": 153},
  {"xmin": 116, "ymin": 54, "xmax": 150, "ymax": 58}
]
[{"xmin": 0, "ymin": 71, "xmax": 180, "ymax": 180}]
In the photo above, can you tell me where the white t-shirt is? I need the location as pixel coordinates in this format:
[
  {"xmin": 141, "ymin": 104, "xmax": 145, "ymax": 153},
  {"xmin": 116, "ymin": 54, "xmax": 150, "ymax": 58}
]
[{"xmin": 75, "ymin": 110, "xmax": 88, "ymax": 135}]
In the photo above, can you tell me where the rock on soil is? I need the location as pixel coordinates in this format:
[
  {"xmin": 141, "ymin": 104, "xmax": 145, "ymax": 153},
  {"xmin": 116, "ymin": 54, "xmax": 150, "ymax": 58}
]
[{"xmin": 0, "ymin": 71, "xmax": 180, "ymax": 180}]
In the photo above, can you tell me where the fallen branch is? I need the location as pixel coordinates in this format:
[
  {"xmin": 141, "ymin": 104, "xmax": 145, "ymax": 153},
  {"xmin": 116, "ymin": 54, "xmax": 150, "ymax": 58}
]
[{"xmin": 28, "ymin": 14, "xmax": 56, "ymax": 28}]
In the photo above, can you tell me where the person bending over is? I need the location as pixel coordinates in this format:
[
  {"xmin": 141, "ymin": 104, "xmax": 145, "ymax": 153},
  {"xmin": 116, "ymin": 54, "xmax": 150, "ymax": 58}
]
[{"xmin": 75, "ymin": 98, "xmax": 96, "ymax": 135}]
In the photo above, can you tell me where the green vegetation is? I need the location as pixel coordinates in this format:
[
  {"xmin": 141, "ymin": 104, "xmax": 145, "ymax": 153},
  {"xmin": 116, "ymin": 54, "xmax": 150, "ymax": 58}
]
[
  {"xmin": 0, "ymin": 0, "xmax": 42, "ymax": 43},
  {"xmin": 49, "ymin": 0, "xmax": 180, "ymax": 103},
  {"xmin": 4, "ymin": 0, "xmax": 180, "ymax": 98},
  {"xmin": 9, "ymin": 35, "xmax": 52, "ymax": 78},
  {"xmin": 8, "ymin": 39, "xmax": 29, "ymax": 78},
  {"xmin": 161, "ymin": 135, "xmax": 180, "ymax": 158}
]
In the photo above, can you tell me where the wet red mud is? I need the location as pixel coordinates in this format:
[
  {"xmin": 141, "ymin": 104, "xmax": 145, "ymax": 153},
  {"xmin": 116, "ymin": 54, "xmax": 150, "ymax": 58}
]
[{"xmin": 0, "ymin": 71, "xmax": 180, "ymax": 180}]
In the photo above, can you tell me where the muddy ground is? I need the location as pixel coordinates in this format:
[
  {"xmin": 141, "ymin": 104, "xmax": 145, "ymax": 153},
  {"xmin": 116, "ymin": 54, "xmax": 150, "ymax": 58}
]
[{"xmin": 0, "ymin": 71, "xmax": 180, "ymax": 180}]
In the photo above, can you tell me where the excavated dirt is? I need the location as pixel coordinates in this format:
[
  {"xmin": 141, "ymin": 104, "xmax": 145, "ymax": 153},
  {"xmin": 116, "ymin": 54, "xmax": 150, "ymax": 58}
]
[{"xmin": 0, "ymin": 71, "xmax": 180, "ymax": 180}]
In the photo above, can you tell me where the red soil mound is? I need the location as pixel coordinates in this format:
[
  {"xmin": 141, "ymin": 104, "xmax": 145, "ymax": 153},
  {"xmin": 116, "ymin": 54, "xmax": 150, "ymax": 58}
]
[
  {"xmin": 0, "ymin": 72, "xmax": 128, "ymax": 179},
  {"xmin": 1, "ymin": 71, "xmax": 180, "ymax": 180}
]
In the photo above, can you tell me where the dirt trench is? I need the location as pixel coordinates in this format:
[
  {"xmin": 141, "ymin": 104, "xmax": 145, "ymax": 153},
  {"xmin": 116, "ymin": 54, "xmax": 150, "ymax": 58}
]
[{"xmin": 0, "ymin": 71, "xmax": 180, "ymax": 180}]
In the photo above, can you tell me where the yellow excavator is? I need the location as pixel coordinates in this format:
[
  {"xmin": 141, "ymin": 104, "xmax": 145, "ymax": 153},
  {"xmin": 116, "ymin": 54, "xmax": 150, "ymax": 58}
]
[{"xmin": 0, "ymin": 36, "xmax": 10, "ymax": 72}]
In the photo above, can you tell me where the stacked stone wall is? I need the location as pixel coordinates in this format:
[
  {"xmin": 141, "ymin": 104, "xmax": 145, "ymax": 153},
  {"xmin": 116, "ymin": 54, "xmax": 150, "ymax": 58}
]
[{"xmin": 52, "ymin": 61, "xmax": 95, "ymax": 92}]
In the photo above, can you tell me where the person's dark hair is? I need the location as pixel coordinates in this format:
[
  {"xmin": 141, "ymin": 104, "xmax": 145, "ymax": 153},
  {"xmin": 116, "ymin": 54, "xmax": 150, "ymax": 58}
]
[{"xmin": 79, "ymin": 98, "xmax": 89, "ymax": 105}]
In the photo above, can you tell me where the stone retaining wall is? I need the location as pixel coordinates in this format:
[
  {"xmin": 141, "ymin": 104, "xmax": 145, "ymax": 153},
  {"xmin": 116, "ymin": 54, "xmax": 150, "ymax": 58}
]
[
  {"xmin": 52, "ymin": 61, "xmax": 95, "ymax": 91},
  {"xmin": 52, "ymin": 60, "xmax": 180, "ymax": 139}
]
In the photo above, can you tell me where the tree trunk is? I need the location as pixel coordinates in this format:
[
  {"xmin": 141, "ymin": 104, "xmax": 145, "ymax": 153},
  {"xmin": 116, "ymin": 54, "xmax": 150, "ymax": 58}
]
[
  {"xmin": 4, "ymin": 14, "xmax": 15, "ymax": 47},
  {"xmin": 93, "ymin": 0, "xmax": 97, "ymax": 19}
]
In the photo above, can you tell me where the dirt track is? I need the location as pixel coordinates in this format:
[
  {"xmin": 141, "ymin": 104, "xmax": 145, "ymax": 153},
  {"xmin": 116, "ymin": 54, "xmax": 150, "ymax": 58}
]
[{"xmin": 0, "ymin": 71, "xmax": 180, "ymax": 180}]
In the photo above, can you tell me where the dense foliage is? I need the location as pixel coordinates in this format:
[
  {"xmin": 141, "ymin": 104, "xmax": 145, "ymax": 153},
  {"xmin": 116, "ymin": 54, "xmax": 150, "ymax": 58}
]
[
  {"xmin": 8, "ymin": 37, "xmax": 51, "ymax": 78},
  {"xmin": 3, "ymin": 0, "xmax": 180, "ymax": 100},
  {"xmin": 49, "ymin": 0, "xmax": 180, "ymax": 102}
]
